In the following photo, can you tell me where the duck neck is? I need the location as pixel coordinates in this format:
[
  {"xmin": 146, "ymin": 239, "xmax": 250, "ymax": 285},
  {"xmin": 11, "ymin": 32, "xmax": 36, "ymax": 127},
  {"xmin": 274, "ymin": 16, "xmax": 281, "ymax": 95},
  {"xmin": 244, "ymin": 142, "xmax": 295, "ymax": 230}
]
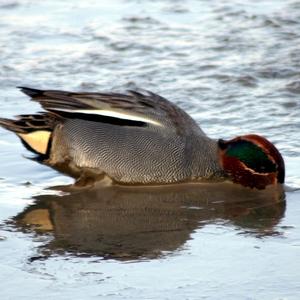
[{"xmin": 189, "ymin": 135, "xmax": 225, "ymax": 180}]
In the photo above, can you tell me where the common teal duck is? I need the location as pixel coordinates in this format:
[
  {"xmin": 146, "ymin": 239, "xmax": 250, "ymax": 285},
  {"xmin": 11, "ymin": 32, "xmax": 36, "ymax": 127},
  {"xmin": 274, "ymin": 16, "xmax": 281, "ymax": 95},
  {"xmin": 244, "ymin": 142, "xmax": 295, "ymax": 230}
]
[{"xmin": 0, "ymin": 87, "xmax": 285, "ymax": 189}]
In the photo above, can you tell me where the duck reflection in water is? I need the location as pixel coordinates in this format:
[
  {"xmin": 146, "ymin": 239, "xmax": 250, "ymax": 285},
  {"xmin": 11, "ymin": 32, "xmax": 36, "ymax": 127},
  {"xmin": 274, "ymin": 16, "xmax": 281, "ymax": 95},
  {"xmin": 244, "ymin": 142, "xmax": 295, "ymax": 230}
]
[{"xmin": 13, "ymin": 183, "xmax": 285, "ymax": 261}]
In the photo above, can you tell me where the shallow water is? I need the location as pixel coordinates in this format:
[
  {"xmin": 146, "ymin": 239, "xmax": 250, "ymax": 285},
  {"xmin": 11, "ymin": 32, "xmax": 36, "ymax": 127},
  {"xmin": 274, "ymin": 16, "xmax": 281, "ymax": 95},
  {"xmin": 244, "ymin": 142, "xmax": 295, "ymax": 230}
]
[{"xmin": 0, "ymin": 0, "xmax": 300, "ymax": 299}]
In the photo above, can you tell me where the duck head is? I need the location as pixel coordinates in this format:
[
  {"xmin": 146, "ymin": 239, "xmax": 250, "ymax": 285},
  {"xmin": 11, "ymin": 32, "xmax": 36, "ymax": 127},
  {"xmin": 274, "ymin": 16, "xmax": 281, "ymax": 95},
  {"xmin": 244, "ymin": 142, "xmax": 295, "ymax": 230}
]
[{"xmin": 218, "ymin": 134, "xmax": 285, "ymax": 189}]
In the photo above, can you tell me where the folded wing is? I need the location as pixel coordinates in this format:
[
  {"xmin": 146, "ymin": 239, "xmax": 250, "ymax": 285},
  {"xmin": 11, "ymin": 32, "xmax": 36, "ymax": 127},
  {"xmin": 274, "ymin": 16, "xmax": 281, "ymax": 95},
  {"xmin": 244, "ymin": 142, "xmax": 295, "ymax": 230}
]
[{"xmin": 19, "ymin": 87, "xmax": 201, "ymax": 134}]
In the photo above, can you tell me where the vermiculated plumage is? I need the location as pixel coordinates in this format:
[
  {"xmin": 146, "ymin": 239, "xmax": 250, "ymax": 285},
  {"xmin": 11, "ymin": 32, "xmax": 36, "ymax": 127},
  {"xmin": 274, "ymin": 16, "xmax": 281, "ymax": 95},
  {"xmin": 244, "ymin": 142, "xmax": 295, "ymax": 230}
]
[{"xmin": 0, "ymin": 87, "xmax": 224, "ymax": 184}]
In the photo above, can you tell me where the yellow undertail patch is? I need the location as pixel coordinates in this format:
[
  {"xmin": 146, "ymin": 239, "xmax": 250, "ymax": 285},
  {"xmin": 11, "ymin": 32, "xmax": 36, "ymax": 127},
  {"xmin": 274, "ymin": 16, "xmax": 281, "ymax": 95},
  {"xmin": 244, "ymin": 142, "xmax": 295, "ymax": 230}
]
[{"xmin": 18, "ymin": 130, "xmax": 51, "ymax": 155}]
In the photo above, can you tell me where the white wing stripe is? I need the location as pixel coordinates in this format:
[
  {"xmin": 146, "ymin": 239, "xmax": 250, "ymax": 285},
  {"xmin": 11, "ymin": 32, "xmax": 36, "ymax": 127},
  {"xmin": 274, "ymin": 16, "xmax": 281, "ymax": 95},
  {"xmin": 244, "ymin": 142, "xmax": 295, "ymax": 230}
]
[{"xmin": 51, "ymin": 108, "xmax": 162, "ymax": 126}]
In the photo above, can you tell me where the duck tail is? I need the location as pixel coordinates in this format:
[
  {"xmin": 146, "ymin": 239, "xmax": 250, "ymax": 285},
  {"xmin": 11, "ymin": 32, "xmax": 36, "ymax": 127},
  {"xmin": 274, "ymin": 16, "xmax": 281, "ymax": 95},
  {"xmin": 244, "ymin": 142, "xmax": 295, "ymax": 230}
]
[{"xmin": 0, "ymin": 113, "xmax": 58, "ymax": 156}]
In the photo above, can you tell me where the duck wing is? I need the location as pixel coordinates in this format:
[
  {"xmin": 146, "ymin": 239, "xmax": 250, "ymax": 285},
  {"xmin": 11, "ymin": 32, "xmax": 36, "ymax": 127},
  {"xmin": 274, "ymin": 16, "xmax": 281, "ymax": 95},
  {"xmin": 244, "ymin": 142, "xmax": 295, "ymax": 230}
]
[{"xmin": 19, "ymin": 87, "xmax": 202, "ymax": 135}]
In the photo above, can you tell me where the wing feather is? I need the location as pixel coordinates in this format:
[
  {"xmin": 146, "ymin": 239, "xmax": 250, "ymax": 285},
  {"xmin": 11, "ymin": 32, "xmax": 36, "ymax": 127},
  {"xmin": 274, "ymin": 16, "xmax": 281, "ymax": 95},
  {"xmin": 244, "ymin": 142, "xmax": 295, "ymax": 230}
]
[{"xmin": 19, "ymin": 87, "xmax": 201, "ymax": 134}]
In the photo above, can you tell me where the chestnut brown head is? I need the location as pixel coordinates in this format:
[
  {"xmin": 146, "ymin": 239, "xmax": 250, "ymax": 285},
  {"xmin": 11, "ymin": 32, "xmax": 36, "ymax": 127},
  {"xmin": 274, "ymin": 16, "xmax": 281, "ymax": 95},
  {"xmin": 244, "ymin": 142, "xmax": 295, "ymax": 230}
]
[{"xmin": 218, "ymin": 134, "xmax": 285, "ymax": 189}]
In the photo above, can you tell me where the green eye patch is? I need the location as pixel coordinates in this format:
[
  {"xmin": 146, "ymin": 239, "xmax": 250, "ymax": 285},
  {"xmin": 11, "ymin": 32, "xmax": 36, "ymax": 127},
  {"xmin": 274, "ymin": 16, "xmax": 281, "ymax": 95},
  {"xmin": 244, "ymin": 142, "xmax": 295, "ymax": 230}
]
[{"xmin": 226, "ymin": 140, "xmax": 277, "ymax": 173}]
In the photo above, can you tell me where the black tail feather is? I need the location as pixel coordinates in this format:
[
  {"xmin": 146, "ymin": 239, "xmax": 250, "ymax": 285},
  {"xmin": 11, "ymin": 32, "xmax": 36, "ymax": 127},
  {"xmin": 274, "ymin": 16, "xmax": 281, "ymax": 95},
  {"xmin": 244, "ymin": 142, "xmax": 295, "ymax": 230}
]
[
  {"xmin": 0, "ymin": 114, "xmax": 56, "ymax": 157},
  {"xmin": 0, "ymin": 118, "xmax": 27, "ymax": 133},
  {"xmin": 0, "ymin": 113, "xmax": 59, "ymax": 134}
]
